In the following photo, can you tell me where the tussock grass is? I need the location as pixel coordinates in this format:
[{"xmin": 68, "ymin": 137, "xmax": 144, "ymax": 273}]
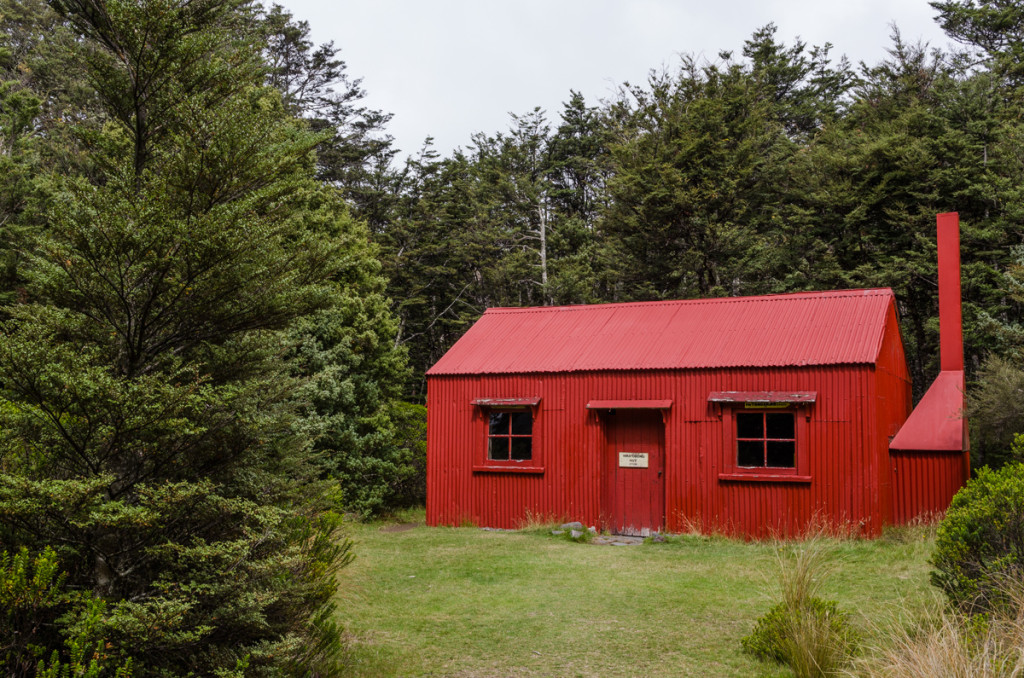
[
  {"xmin": 854, "ymin": 580, "xmax": 1024, "ymax": 677},
  {"xmin": 515, "ymin": 509, "xmax": 570, "ymax": 532},
  {"xmin": 744, "ymin": 532, "xmax": 858, "ymax": 677}
]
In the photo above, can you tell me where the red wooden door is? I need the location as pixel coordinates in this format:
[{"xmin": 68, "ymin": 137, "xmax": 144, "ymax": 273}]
[{"xmin": 603, "ymin": 410, "xmax": 665, "ymax": 535}]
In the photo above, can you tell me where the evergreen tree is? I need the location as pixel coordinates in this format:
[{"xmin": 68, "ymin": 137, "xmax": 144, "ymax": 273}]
[
  {"xmin": 931, "ymin": 0, "xmax": 1024, "ymax": 83},
  {"xmin": 599, "ymin": 54, "xmax": 794, "ymax": 300},
  {"xmin": 259, "ymin": 3, "xmax": 399, "ymax": 232},
  {"xmin": 544, "ymin": 91, "xmax": 609, "ymax": 304},
  {"xmin": 0, "ymin": 0, "xmax": 364, "ymax": 673},
  {"xmin": 286, "ymin": 191, "xmax": 415, "ymax": 516},
  {"xmin": 381, "ymin": 145, "xmax": 499, "ymax": 397},
  {"xmin": 784, "ymin": 30, "xmax": 1023, "ymax": 393},
  {"xmin": 0, "ymin": 0, "xmax": 92, "ymax": 308}
]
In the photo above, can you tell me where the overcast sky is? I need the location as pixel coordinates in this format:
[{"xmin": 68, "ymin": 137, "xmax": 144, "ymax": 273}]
[{"xmin": 274, "ymin": 1, "xmax": 953, "ymax": 158}]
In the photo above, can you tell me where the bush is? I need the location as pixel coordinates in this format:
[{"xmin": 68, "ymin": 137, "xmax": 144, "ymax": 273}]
[
  {"xmin": 742, "ymin": 536, "xmax": 857, "ymax": 677},
  {"xmin": 932, "ymin": 460, "xmax": 1024, "ymax": 613},
  {"xmin": 1, "ymin": 547, "xmax": 132, "ymax": 677},
  {"xmin": 967, "ymin": 356, "xmax": 1024, "ymax": 470},
  {"xmin": 742, "ymin": 598, "xmax": 856, "ymax": 672}
]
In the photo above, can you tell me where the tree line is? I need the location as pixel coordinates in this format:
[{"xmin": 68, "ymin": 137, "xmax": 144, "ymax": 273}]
[{"xmin": 340, "ymin": 5, "xmax": 1024, "ymax": 471}]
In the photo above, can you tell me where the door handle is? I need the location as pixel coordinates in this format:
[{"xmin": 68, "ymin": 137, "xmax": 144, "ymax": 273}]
[{"xmin": 658, "ymin": 471, "xmax": 663, "ymax": 478}]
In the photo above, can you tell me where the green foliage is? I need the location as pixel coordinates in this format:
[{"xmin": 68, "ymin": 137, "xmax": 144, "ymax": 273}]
[
  {"xmin": 601, "ymin": 51, "xmax": 795, "ymax": 301},
  {"xmin": 258, "ymin": 3, "xmax": 398, "ymax": 232},
  {"xmin": 967, "ymin": 355, "xmax": 1024, "ymax": 469},
  {"xmin": 0, "ymin": 0, "xmax": 378, "ymax": 674},
  {"xmin": 284, "ymin": 191, "xmax": 413, "ymax": 516},
  {"xmin": 1, "ymin": 547, "xmax": 132, "ymax": 678},
  {"xmin": 388, "ymin": 401, "xmax": 428, "ymax": 507},
  {"xmin": 741, "ymin": 597, "xmax": 853, "ymax": 666},
  {"xmin": 35, "ymin": 599, "xmax": 134, "ymax": 678},
  {"xmin": 743, "ymin": 537, "xmax": 858, "ymax": 677},
  {"xmin": 932, "ymin": 462, "xmax": 1024, "ymax": 613},
  {"xmin": 931, "ymin": 0, "xmax": 1024, "ymax": 83},
  {"xmin": 2, "ymin": 547, "xmax": 72, "ymax": 675}
]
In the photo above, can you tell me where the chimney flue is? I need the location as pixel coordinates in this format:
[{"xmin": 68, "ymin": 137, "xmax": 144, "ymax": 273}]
[{"xmin": 937, "ymin": 212, "xmax": 964, "ymax": 372}]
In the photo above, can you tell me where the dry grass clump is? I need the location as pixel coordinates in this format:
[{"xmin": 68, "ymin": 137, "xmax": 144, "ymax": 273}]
[
  {"xmin": 515, "ymin": 509, "xmax": 572, "ymax": 532},
  {"xmin": 856, "ymin": 580, "xmax": 1024, "ymax": 677}
]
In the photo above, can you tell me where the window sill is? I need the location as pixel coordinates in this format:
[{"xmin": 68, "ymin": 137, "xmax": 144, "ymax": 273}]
[
  {"xmin": 472, "ymin": 465, "xmax": 545, "ymax": 475},
  {"xmin": 718, "ymin": 473, "xmax": 811, "ymax": 484}
]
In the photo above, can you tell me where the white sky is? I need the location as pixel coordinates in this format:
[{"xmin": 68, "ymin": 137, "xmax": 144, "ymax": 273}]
[{"xmin": 274, "ymin": 1, "xmax": 953, "ymax": 158}]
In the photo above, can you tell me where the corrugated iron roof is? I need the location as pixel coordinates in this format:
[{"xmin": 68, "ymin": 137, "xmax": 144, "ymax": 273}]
[{"xmin": 428, "ymin": 288, "xmax": 897, "ymax": 375}]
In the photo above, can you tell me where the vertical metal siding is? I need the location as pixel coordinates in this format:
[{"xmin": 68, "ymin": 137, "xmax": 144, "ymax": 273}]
[
  {"xmin": 429, "ymin": 364, "xmax": 887, "ymax": 537},
  {"xmin": 890, "ymin": 451, "xmax": 967, "ymax": 522},
  {"xmin": 425, "ymin": 302, "xmax": 959, "ymax": 538},
  {"xmin": 873, "ymin": 304, "xmax": 968, "ymax": 525}
]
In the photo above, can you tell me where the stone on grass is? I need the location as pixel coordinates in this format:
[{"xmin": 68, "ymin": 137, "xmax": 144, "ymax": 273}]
[
  {"xmin": 561, "ymin": 521, "xmax": 584, "ymax": 530},
  {"xmin": 551, "ymin": 530, "xmax": 565, "ymax": 536},
  {"xmin": 570, "ymin": 529, "xmax": 584, "ymax": 539}
]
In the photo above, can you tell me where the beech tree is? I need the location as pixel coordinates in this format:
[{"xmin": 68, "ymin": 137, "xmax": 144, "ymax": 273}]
[
  {"xmin": 599, "ymin": 54, "xmax": 793, "ymax": 300},
  {"xmin": 259, "ymin": 3, "xmax": 399, "ymax": 233}
]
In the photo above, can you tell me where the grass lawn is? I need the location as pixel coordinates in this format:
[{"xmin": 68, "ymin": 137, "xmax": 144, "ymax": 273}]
[{"xmin": 335, "ymin": 510, "xmax": 939, "ymax": 677}]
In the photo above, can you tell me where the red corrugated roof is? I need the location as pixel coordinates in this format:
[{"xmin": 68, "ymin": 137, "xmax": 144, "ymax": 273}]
[{"xmin": 428, "ymin": 288, "xmax": 897, "ymax": 375}]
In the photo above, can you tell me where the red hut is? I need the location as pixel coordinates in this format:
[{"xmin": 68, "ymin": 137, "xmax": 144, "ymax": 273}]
[{"xmin": 425, "ymin": 215, "xmax": 969, "ymax": 537}]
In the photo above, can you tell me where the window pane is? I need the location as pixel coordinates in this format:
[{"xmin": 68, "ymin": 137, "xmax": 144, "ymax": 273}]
[
  {"xmin": 510, "ymin": 438, "xmax": 532, "ymax": 460},
  {"xmin": 488, "ymin": 437, "xmax": 510, "ymax": 460},
  {"xmin": 488, "ymin": 412, "xmax": 509, "ymax": 436},
  {"xmin": 766, "ymin": 441, "xmax": 795, "ymax": 468},
  {"xmin": 737, "ymin": 440, "xmax": 764, "ymax": 467},
  {"xmin": 766, "ymin": 413, "xmax": 794, "ymax": 439},
  {"xmin": 736, "ymin": 412, "xmax": 763, "ymax": 439},
  {"xmin": 510, "ymin": 411, "xmax": 532, "ymax": 435}
]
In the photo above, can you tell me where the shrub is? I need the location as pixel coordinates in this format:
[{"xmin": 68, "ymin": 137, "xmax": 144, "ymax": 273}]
[
  {"xmin": 967, "ymin": 356, "xmax": 1024, "ymax": 470},
  {"xmin": 932, "ymin": 460, "xmax": 1024, "ymax": 613},
  {"xmin": 742, "ymin": 598, "xmax": 856, "ymax": 674},
  {"xmin": 1, "ymin": 547, "xmax": 132, "ymax": 677},
  {"xmin": 742, "ymin": 537, "xmax": 857, "ymax": 677}
]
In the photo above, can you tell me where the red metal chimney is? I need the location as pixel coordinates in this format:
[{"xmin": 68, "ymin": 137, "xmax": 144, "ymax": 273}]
[
  {"xmin": 888, "ymin": 212, "xmax": 967, "ymax": 455},
  {"xmin": 937, "ymin": 212, "xmax": 964, "ymax": 371}
]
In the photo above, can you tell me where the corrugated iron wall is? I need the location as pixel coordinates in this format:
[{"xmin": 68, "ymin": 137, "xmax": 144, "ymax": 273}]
[
  {"xmin": 427, "ymin": 358, "xmax": 922, "ymax": 538},
  {"xmin": 890, "ymin": 450, "xmax": 968, "ymax": 522},
  {"xmin": 874, "ymin": 302, "xmax": 968, "ymax": 524}
]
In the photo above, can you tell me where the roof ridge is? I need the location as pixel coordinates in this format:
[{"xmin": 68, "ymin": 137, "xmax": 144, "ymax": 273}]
[{"xmin": 484, "ymin": 288, "xmax": 894, "ymax": 314}]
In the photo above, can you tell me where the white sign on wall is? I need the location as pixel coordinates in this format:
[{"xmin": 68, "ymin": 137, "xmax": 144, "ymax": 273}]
[{"xmin": 618, "ymin": 452, "xmax": 649, "ymax": 468}]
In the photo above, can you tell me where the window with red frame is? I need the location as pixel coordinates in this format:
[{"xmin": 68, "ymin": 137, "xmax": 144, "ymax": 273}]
[
  {"xmin": 487, "ymin": 410, "xmax": 533, "ymax": 461},
  {"xmin": 736, "ymin": 411, "xmax": 796, "ymax": 469}
]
